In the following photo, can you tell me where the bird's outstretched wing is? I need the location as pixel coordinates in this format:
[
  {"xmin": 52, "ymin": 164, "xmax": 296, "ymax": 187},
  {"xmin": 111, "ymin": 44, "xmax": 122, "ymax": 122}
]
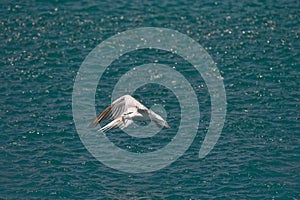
[{"xmin": 89, "ymin": 95, "xmax": 147, "ymax": 127}]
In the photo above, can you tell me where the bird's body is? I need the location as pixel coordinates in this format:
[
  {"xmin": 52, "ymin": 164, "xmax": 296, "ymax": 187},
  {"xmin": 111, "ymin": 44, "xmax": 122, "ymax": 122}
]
[{"xmin": 89, "ymin": 95, "xmax": 170, "ymax": 132}]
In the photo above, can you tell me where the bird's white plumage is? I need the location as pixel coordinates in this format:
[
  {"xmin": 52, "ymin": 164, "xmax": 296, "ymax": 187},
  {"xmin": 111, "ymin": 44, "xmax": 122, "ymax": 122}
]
[{"xmin": 89, "ymin": 95, "xmax": 170, "ymax": 132}]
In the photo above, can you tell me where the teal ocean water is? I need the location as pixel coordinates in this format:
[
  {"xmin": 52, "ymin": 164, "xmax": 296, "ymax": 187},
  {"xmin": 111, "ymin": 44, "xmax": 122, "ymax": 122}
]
[{"xmin": 1, "ymin": 0, "xmax": 299, "ymax": 199}]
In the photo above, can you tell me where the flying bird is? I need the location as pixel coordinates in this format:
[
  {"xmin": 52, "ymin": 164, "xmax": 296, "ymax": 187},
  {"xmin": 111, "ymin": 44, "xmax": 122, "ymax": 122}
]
[{"xmin": 89, "ymin": 95, "xmax": 170, "ymax": 132}]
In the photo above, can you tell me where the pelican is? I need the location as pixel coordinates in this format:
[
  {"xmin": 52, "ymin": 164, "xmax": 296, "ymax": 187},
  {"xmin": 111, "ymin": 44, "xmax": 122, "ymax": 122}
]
[{"xmin": 89, "ymin": 95, "xmax": 170, "ymax": 132}]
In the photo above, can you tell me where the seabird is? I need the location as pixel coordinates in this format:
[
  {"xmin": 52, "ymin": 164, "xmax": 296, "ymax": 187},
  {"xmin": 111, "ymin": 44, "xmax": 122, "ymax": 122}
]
[{"xmin": 89, "ymin": 95, "xmax": 170, "ymax": 132}]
